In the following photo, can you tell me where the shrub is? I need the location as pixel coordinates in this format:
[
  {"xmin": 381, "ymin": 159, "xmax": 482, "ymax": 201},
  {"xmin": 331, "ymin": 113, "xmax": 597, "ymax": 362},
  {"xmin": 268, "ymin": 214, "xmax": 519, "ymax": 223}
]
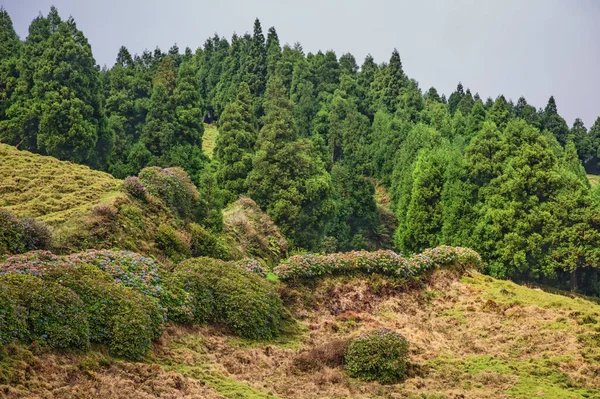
[
  {"xmin": 121, "ymin": 176, "xmax": 148, "ymax": 201},
  {"xmin": 0, "ymin": 253, "xmax": 165, "ymax": 360},
  {"xmin": 64, "ymin": 250, "xmax": 193, "ymax": 323},
  {"xmin": 0, "ymin": 210, "xmax": 52, "ymax": 255},
  {"xmin": 345, "ymin": 329, "xmax": 409, "ymax": 384},
  {"xmin": 39, "ymin": 264, "xmax": 164, "ymax": 360},
  {"xmin": 0, "ymin": 281, "xmax": 27, "ymax": 346},
  {"xmin": 138, "ymin": 167, "xmax": 200, "ymax": 223},
  {"xmin": 189, "ymin": 223, "xmax": 230, "ymax": 260},
  {"xmin": 174, "ymin": 257, "xmax": 283, "ymax": 339},
  {"xmin": 273, "ymin": 246, "xmax": 482, "ymax": 281},
  {"xmin": 155, "ymin": 223, "xmax": 191, "ymax": 262},
  {"xmin": 0, "ymin": 273, "xmax": 89, "ymax": 350}
]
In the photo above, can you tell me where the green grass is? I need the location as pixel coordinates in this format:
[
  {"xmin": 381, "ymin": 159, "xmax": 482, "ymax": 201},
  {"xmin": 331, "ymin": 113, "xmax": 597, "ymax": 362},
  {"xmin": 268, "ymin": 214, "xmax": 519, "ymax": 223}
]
[
  {"xmin": 587, "ymin": 174, "xmax": 600, "ymax": 187},
  {"xmin": 203, "ymin": 124, "xmax": 219, "ymax": 159},
  {"xmin": 0, "ymin": 144, "xmax": 121, "ymax": 226}
]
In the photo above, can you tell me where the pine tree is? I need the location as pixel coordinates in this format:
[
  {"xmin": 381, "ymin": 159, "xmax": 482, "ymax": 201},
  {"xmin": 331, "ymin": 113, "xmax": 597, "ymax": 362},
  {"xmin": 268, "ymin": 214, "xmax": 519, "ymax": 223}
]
[
  {"xmin": 369, "ymin": 49, "xmax": 405, "ymax": 113},
  {"xmin": 246, "ymin": 77, "xmax": 335, "ymax": 249},
  {"xmin": 397, "ymin": 147, "xmax": 446, "ymax": 253},
  {"xmin": 466, "ymin": 100, "xmax": 486, "ymax": 138},
  {"xmin": 487, "ymin": 95, "xmax": 511, "ymax": 130},
  {"xmin": 542, "ymin": 96, "xmax": 569, "ymax": 146},
  {"xmin": 1, "ymin": 7, "xmax": 110, "ymax": 166},
  {"xmin": 214, "ymin": 82, "xmax": 257, "ymax": 202},
  {"xmin": 327, "ymin": 162, "xmax": 379, "ymax": 251},
  {"xmin": 0, "ymin": 7, "xmax": 20, "ymax": 123},
  {"xmin": 447, "ymin": 82, "xmax": 464, "ymax": 115}
]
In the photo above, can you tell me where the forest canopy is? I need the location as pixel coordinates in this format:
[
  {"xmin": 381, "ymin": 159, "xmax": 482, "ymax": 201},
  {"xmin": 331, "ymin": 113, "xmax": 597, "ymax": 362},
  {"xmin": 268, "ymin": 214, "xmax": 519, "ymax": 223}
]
[{"xmin": 1, "ymin": 6, "xmax": 600, "ymax": 295}]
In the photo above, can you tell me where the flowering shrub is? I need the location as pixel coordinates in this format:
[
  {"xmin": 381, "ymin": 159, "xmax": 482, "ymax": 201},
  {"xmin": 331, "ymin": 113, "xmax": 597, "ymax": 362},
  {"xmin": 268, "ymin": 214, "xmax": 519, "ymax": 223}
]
[
  {"xmin": 0, "ymin": 249, "xmax": 192, "ymax": 324},
  {"xmin": 345, "ymin": 329, "xmax": 409, "ymax": 384},
  {"xmin": 236, "ymin": 258, "xmax": 268, "ymax": 277},
  {"xmin": 174, "ymin": 257, "xmax": 283, "ymax": 339},
  {"xmin": 121, "ymin": 176, "xmax": 148, "ymax": 200},
  {"xmin": 274, "ymin": 246, "xmax": 482, "ymax": 281},
  {"xmin": 0, "ymin": 251, "xmax": 166, "ymax": 359},
  {"xmin": 0, "ymin": 210, "xmax": 52, "ymax": 255}
]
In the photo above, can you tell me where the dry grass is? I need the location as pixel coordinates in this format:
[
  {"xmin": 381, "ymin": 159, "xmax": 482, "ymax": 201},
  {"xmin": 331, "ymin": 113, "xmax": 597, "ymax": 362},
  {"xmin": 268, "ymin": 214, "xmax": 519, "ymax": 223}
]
[
  {"xmin": 202, "ymin": 124, "xmax": 219, "ymax": 159},
  {"xmin": 2, "ymin": 270, "xmax": 600, "ymax": 398}
]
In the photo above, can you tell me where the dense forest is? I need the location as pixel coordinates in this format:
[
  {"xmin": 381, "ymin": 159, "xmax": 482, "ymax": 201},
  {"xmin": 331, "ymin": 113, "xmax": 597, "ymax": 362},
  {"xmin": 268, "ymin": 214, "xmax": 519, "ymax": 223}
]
[{"xmin": 2, "ymin": 6, "xmax": 600, "ymax": 295}]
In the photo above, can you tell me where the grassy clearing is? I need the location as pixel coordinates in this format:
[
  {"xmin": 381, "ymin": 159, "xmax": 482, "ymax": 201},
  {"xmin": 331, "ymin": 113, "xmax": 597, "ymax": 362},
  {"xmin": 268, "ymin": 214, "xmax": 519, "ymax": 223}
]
[
  {"xmin": 587, "ymin": 174, "xmax": 600, "ymax": 187},
  {"xmin": 203, "ymin": 123, "xmax": 219, "ymax": 159},
  {"xmin": 0, "ymin": 144, "xmax": 121, "ymax": 226}
]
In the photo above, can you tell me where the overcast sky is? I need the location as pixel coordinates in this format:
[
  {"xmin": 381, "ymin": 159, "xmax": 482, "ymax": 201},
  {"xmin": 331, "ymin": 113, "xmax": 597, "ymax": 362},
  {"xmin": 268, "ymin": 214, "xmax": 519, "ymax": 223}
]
[{"xmin": 2, "ymin": 0, "xmax": 599, "ymax": 126}]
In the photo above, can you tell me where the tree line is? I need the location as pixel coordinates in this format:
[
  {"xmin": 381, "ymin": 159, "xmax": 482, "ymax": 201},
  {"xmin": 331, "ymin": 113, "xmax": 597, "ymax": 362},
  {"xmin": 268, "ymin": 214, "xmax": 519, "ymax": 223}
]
[{"xmin": 1, "ymin": 7, "xmax": 600, "ymax": 294}]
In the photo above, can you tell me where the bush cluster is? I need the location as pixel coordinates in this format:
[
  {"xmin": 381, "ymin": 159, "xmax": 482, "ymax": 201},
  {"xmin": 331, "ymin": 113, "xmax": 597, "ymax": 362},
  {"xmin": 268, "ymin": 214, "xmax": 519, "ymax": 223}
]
[
  {"xmin": 273, "ymin": 246, "xmax": 482, "ymax": 281},
  {"xmin": 174, "ymin": 257, "xmax": 283, "ymax": 339},
  {"xmin": 121, "ymin": 176, "xmax": 148, "ymax": 200},
  {"xmin": 345, "ymin": 329, "xmax": 409, "ymax": 384},
  {"xmin": 138, "ymin": 167, "xmax": 200, "ymax": 223},
  {"xmin": 155, "ymin": 223, "xmax": 191, "ymax": 262},
  {"xmin": 189, "ymin": 222, "xmax": 230, "ymax": 260},
  {"xmin": 0, "ymin": 273, "xmax": 89, "ymax": 350},
  {"xmin": 0, "ymin": 251, "xmax": 165, "ymax": 360},
  {"xmin": 0, "ymin": 210, "xmax": 51, "ymax": 255},
  {"xmin": 0, "ymin": 248, "xmax": 286, "ymax": 357}
]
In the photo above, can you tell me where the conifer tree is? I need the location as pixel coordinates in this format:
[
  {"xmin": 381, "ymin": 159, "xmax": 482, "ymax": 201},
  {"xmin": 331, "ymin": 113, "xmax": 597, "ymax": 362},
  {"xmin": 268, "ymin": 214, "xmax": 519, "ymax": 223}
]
[
  {"xmin": 447, "ymin": 82, "xmax": 465, "ymax": 115},
  {"xmin": 369, "ymin": 49, "xmax": 405, "ymax": 113},
  {"xmin": 214, "ymin": 82, "xmax": 257, "ymax": 202},
  {"xmin": 246, "ymin": 76, "xmax": 335, "ymax": 249},
  {"xmin": 1, "ymin": 7, "xmax": 110, "ymax": 166},
  {"xmin": 466, "ymin": 100, "xmax": 486, "ymax": 138},
  {"xmin": 327, "ymin": 162, "xmax": 379, "ymax": 251},
  {"xmin": 487, "ymin": 95, "xmax": 511, "ymax": 130},
  {"xmin": 542, "ymin": 96, "xmax": 569, "ymax": 146}
]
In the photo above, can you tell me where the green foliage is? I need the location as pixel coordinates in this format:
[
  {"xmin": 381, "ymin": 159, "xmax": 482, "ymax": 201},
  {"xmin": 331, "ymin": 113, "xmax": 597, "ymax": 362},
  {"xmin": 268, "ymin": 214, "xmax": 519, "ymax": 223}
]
[
  {"xmin": 189, "ymin": 222, "xmax": 229, "ymax": 259},
  {"xmin": 345, "ymin": 329, "xmax": 409, "ymax": 384},
  {"xmin": 0, "ymin": 273, "xmax": 89, "ymax": 350},
  {"xmin": 155, "ymin": 223, "xmax": 191, "ymax": 262},
  {"xmin": 139, "ymin": 166, "xmax": 200, "ymax": 223},
  {"xmin": 0, "ymin": 210, "xmax": 51, "ymax": 255},
  {"xmin": 246, "ymin": 76, "xmax": 335, "ymax": 250},
  {"xmin": 327, "ymin": 163, "xmax": 379, "ymax": 251},
  {"xmin": 214, "ymin": 82, "xmax": 257, "ymax": 202},
  {"xmin": 174, "ymin": 257, "xmax": 283, "ymax": 339},
  {"xmin": 0, "ymin": 7, "xmax": 109, "ymax": 167}
]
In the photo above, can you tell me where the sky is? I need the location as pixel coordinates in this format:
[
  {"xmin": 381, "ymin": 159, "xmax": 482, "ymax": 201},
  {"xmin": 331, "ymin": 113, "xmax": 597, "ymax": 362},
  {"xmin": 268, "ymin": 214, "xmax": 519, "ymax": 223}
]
[{"xmin": 2, "ymin": 0, "xmax": 599, "ymax": 127}]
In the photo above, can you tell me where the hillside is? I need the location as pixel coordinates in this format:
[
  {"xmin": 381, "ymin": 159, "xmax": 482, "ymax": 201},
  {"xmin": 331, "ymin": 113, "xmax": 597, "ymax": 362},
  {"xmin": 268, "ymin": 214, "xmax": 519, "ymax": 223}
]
[
  {"xmin": 0, "ymin": 143, "xmax": 121, "ymax": 226},
  {"xmin": 2, "ymin": 270, "xmax": 599, "ymax": 398}
]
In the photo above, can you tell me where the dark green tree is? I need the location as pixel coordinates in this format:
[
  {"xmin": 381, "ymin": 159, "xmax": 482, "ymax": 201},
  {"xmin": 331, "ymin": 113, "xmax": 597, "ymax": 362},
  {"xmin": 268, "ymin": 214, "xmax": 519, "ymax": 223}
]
[
  {"xmin": 246, "ymin": 76, "xmax": 335, "ymax": 249},
  {"xmin": 214, "ymin": 82, "xmax": 258, "ymax": 202},
  {"xmin": 542, "ymin": 96, "xmax": 569, "ymax": 146}
]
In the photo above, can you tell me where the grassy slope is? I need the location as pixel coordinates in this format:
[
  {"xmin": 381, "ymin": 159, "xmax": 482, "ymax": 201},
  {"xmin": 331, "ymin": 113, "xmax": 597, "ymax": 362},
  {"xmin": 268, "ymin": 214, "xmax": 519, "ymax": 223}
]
[
  {"xmin": 587, "ymin": 174, "xmax": 599, "ymax": 187},
  {"xmin": 0, "ymin": 143, "xmax": 121, "ymax": 226},
  {"xmin": 3, "ymin": 270, "xmax": 599, "ymax": 398},
  {"xmin": 203, "ymin": 124, "xmax": 219, "ymax": 159}
]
